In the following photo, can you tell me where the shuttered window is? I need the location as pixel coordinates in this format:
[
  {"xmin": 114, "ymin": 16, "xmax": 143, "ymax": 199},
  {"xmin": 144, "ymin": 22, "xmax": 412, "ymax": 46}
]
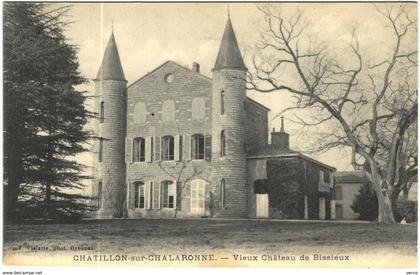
[
  {"xmin": 134, "ymin": 182, "xmax": 145, "ymax": 208},
  {"xmin": 162, "ymin": 136, "xmax": 174, "ymax": 161},
  {"xmin": 148, "ymin": 181, "xmax": 154, "ymax": 209},
  {"xmin": 161, "ymin": 181, "xmax": 175, "ymax": 209},
  {"xmin": 133, "ymin": 138, "xmax": 145, "ymax": 162},
  {"xmin": 154, "ymin": 136, "xmax": 160, "ymax": 161},
  {"xmin": 205, "ymin": 135, "xmax": 212, "ymax": 161},
  {"xmin": 192, "ymin": 134, "xmax": 205, "ymax": 160}
]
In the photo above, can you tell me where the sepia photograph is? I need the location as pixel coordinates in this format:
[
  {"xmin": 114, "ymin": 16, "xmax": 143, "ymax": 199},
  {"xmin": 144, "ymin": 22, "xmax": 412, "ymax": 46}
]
[{"xmin": 2, "ymin": 1, "xmax": 418, "ymax": 272}]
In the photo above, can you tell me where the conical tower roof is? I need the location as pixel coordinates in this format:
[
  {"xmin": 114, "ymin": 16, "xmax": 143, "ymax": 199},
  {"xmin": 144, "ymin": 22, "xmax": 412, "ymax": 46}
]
[
  {"xmin": 96, "ymin": 32, "xmax": 126, "ymax": 81},
  {"xmin": 213, "ymin": 16, "xmax": 246, "ymax": 71}
]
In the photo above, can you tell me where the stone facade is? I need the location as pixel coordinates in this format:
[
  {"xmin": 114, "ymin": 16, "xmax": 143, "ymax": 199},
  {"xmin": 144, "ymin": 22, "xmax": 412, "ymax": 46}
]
[
  {"xmin": 92, "ymin": 16, "xmax": 336, "ymax": 220},
  {"xmin": 247, "ymin": 155, "xmax": 335, "ymax": 220},
  {"xmin": 334, "ymin": 171, "xmax": 370, "ymax": 220}
]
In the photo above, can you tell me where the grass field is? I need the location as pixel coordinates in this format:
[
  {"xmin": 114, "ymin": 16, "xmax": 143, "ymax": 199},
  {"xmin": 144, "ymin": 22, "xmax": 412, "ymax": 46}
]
[{"xmin": 3, "ymin": 219, "xmax": 417, "ymax": 267}]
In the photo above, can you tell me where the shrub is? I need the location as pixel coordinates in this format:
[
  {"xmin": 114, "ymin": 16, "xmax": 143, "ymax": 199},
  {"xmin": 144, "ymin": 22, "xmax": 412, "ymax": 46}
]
[
  {"xmin": 351, "ymin": 183, "xmax": 378, "ymax": 221},
  {"xmin": 394, "ymin": 200, "xmax": 417, "ymax": 223}
]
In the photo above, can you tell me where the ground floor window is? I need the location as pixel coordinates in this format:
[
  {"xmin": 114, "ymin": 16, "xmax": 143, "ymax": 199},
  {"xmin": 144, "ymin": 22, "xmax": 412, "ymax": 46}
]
[
  {"xmin": 134, "ymin": 182, "xmax": 145, "ymax": 208},
  {"xmin": 191, "ymin": 180, "xmax": 205, "ymax": 215},
  {"xmin": 161, "ymin": 181, "xmax": 175, "ymax": 208}
]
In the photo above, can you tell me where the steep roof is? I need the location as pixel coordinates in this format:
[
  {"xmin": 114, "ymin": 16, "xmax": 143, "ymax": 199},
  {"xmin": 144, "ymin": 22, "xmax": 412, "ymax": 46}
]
[
  {"xmin": 334, "ymin": 171, "xmax": 370, "ymax": 184},
  {"xmin": 213, "ymin": 16, "xmax": 246, "ymax": 71},
  {"xmin": 96, "ymin": 32, "xmax": 126, "ymax": 81}
]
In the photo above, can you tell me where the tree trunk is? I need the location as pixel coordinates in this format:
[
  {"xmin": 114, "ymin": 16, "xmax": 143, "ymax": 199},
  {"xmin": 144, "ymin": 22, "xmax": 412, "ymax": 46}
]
[
  {"xmin": 4, "ymin": 121, "xmax": 24, "ymax": 223},
  {"xmin": 368, "ymin": 163, "xmax": 396, "ymax": 223},
  {"xmin": 375, "ymin": 189, "xmax": 395, "ymax": 223}
]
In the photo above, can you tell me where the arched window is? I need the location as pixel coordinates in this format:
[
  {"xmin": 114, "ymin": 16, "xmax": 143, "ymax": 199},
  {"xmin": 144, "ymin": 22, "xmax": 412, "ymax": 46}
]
[
  {"xmin": 133, "ymin": 137, "xmax": 145, "ymax": 162},
  {"xmin": 192, "ymin": 134, "xmax": 205, "ymax": 160},
  {"xmin": 220, "ymin": 130, "xmax": 226, "ymax": 157},
  {"xmin": 192, "ymin": 98, "xmax": 205, "ymax": 119},
  {"xmin": 221, "ymin": 90, "xmax": 225, "ymax": 115},
  {"xmin": 162, "ymin": 100, "xmax": 175, "ymax": 122},
  {"xmin": 100, "ymin": 101, "xmax": 104, "ymax": 123},
  {"xmin": 97, "ymin": 181, "xmax": 102, "ymax": 209},
  {"xmin": 220, "ymin": 179, "xmax": 225, "ymax": 209},
  {"xmin": 162, "ymin": 136, "xmax": 174, "ymax": 161},
  {"xmin": 99, "ymin": 138, "xmax": 103, "ymax": 162},
  {"xmin": 134, "ymin": 182, "xmax": 145, "ymax": 208},
  {"xmin": 134, "ymin": 102, "xmax": 146, "ymax": 123},
  {"xmin": 161, "ymin": 181, "xmax": 175, "ymax": 208}
]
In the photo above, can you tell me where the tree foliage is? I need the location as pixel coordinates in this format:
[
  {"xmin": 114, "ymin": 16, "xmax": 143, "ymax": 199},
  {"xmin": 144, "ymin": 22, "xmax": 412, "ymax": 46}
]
[
  {"xmin": 248, "ymin": 3, "xmax": 417, "ymax": 223},
  {"xmin": 351, "ymin": 184, "xmax": 379, "ymax": 221},
  {"xmin": 4, "ymin": 3, "xmax": 93, "ymax": 222}
]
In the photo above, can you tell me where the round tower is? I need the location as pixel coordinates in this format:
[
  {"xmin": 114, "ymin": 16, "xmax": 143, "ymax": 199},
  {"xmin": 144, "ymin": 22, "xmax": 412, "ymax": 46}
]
[
  {"xmin": 93, "ymin": 32, "xmax": 127, "ymax": 218},
  {"xmin": 211, "ymin": 15, "xmax": 248, "ymax": 217}
]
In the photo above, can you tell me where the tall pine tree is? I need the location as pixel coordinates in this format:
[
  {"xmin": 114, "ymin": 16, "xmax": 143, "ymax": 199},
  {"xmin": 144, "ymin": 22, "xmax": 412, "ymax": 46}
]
[{"xmin": 4, "ymin": 3, "xmax": 93, "ymax": 222}]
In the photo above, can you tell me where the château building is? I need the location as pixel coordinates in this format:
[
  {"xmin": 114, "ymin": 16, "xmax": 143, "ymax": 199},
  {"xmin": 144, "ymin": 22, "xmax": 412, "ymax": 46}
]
[{"xmin": 92, "ymin": 15, "xmax": 336, "ymax": 220}]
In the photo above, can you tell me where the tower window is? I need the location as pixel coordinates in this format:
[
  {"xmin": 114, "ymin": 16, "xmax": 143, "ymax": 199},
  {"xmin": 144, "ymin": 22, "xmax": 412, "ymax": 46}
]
[
  {"xmin": 220, "ymin": 130, "xmax": 226, "ymax": 157},
  {"xmin": 99, "ymin": 138, "xmax": 103, "ymax": 162},
  {"xmin": 220, "ymin": 179, "xmax": 226, "ymax": 209},
  {"xmin": 100, "ymin": 101, "xmax": 104, "ymax": 123},
  {"xmin": 192, "ymin": 134, "xmax": 205, "ymax": 160},
  {"xmin": 161, "ymin": 181, "xmax": 175, "ymax": 208},
  {"xmin": 134, "ymin": 182, "xmax": 145, "ymax": 208},
  {"xmin": 162, "ymin": 136, "xmax": 174, "ymax": 161},
  {"xmin": 221, "ymin": 90, "xmax": 225, "ymax": 115},
  {"xmin": 97, "ymin": 181, "xmax": 102, "ymax": 209},
  {"xmin": 133, "ymin": 137, "xmax": 145, "ymax": 162}
]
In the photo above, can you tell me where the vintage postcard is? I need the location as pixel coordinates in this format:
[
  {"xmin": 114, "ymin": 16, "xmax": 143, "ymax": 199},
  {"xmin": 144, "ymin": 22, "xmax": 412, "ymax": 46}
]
[{"xmin": 2, "ymin": 1, "xmax": 418, "ymax": 272}]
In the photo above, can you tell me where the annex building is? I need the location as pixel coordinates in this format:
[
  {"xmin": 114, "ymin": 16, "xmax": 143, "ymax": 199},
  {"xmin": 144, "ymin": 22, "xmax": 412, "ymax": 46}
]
[{"xmin": 92, "ymin": 15, "xmax": 337, "ymax": 220}]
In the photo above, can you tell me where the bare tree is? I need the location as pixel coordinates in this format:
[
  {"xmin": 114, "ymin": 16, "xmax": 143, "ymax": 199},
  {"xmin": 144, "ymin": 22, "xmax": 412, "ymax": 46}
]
[
  {"xmin": 247, "ymin": 4, "xmax": 417, "ymax": 223},
  {"xmin": 157, "ymin": 160, "xmax": 206, "ymax": 218}
]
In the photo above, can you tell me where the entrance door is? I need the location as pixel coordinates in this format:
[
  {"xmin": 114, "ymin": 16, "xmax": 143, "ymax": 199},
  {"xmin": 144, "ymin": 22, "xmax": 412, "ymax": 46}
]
[
  {"xmin": 191, "ymin": 180, "xmax": 205, "ymax": 216},
  {"xmin": 256, "ymin": 194, "xmax": 269, "ymax": 218}
]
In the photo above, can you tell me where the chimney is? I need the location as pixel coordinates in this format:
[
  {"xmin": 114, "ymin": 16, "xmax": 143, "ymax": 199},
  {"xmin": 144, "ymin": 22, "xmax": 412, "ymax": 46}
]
[
  {"xmin": 271, "ymin": 117, "xmax": 289, "ymax": 150},
  {"xmin": 192, "ymin": 62, "xmax": 200, "ymax": 73}
]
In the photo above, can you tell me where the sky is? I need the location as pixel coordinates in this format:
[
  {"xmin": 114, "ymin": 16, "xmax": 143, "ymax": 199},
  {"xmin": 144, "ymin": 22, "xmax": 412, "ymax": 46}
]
[{"xmin": 60, "ymin": 2, "xmax": 417, "ymax": 172}]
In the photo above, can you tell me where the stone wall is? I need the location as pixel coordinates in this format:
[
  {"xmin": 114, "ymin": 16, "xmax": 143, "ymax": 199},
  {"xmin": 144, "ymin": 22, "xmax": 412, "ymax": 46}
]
[
  {"xmin": 256, "ymin": 157, "xmax": 334, "ymax": 220},
  {"xmin": 211, "ymin": 68, "xmax": 248, "ymax": 218},
  {"xmin": 126, "ymin": 61, "xmax": 214, "ymax": 218},
  {"xmin": 93, "ymin": 79, "xmax": 127, "ymax": 218},
  {"xmin": 245, "ymin": 99, "xmax": 269, "ymax": 152}
]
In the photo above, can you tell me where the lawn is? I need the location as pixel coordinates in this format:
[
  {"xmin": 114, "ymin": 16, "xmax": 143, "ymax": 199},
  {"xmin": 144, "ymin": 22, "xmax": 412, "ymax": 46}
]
[{"xmin": 3, "ymin": 219, "xmax": 417, "ymax": 268}]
